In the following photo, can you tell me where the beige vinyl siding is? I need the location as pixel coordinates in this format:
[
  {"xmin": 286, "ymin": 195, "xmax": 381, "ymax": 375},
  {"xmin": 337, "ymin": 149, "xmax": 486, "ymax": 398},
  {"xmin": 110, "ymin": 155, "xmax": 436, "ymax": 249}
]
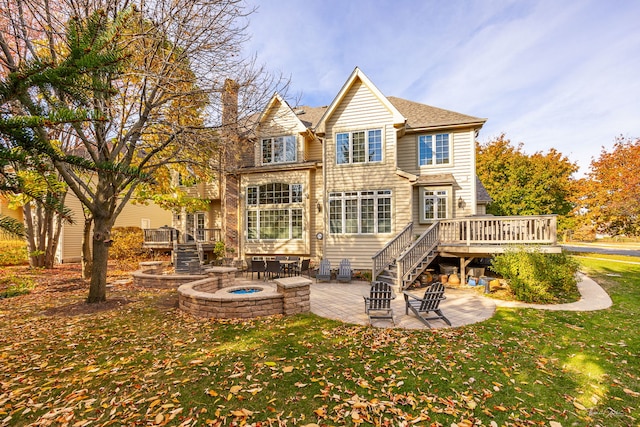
[
  {"xmin": 59, "ymin": 194, "xmax": 172, "ymax": 263},
  {"xmin": 256, "ymin": 102, "xmax": 307, "ymax": 166},
  {"xmin": 305, "ymin": 134, "xmax": 323, "ymax": 162},
  {"xmin": 59, "ymin": 194, "xmax": 84, "ymax": 263},
  {"xmin": 410, "ymin": 129, "xmax": 478, "ymax": 234},
  {"xmin": 324, "ymin": 181, "xmax": 412, "ymax": 270},
  {"xmin": 114, "ymin": 201, "xmax": 172, "ymax": 229},
  {"xmin": 323, "ymin": 79, "xmax": 413, "ymax": 270},
  {"xmin": 241, "ymin": 169, "xmax": 314, "ymax": 256}
]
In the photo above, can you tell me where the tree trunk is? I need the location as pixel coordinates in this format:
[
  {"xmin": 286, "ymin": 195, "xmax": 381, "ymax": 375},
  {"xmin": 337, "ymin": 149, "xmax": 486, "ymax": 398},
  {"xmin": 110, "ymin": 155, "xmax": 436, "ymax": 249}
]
[
  {"xmin": 87, "ymin": 216, "xmax": 111, "ymax": 303},
  {"xmin": 82, "ymin": 216, "xmax": 93, "ymax": 279}
]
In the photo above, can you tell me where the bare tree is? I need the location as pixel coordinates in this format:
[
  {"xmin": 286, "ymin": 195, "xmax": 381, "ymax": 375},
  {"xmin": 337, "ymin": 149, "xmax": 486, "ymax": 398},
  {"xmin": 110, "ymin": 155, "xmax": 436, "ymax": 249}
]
[{"xmin": 1, "ymin": 0, "xmax": 286, "ymax": 301}]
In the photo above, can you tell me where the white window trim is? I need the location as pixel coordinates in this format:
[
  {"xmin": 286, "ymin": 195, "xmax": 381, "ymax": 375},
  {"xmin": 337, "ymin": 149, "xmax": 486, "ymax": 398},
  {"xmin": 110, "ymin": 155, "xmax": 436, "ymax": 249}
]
[
  {"xmin": 419, "ymin": 186, "xmax": 452, "ymax": 223},
  {"xmin": 335, "ymin": 128, "xmax": 383, "ymax": 165},
  {"xmin": 328, "ymin": 190, "xmax": 392, "ymax": 235},
  {"xmin": 418, "ymin": 132, "xmax": 452, "ymax": 168},
  {"xmin": 246, "ymin": 183, "xmax": 304, "ymax": 241},
  {"xmin": 261, "ymin": 135, "xmax": 297, "ymax": 165}
]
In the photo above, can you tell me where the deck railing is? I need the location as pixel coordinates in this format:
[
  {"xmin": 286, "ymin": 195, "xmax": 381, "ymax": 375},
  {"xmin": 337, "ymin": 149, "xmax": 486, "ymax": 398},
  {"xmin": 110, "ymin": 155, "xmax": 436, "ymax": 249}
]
[
  {"xmin": 439, "ymin": 215, "xmax": 557, "ymax": 245},
  {"xmin": 142, "ymin": 228, "xmax": 222, "ymax": 247},
  {"xmin": 397, "ymin": 222, "xmax": 439, "ymax": 288},
  {"xmin": 193, "ymin": 228, "xmax": 222, "ymax": 243},
  {"xmin": 371, "ymin": 222, "xmax": 413, "ymax": 280},
  {"xmin": 143, "ymin": 228, "xmax": 180, "ymax": 247}
]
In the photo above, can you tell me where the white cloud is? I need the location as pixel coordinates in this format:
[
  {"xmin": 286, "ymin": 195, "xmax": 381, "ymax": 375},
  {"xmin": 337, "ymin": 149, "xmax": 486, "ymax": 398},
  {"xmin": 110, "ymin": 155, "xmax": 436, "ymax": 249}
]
[{"xmin": 242, "ymin": 0, "xmax": 640, "ymax": 175}]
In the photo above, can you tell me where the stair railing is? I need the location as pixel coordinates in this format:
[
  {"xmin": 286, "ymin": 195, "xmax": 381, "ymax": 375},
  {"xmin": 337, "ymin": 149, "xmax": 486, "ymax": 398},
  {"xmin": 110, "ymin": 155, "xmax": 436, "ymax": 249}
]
[
  {"xmin": 371, "ymin": 222, "xmax": 413, "ymax": 280},
  {"xmin": 396, "ymin": 222, "xmax": 439, "ymax": 289}
]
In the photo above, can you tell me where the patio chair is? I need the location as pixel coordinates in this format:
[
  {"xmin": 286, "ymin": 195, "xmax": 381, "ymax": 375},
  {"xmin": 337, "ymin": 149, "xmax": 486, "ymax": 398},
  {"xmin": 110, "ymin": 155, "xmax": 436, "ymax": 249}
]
[
  {"xmin": 403, "ymin": 282, "xmax": 451, "ymax": 328},
  {"xmin": 292, "ymin": 258, "xmax": 311, "ymax": 277},
  {"xmin": 337, "ymin": 259, "xmax": 352, "ymax": 283},
  {"xmin": 363, "ymin": 281, "xmax": 395, "ymax": 325},
  {"xmin": 265, "ymin": 260, "xmax": 282, "ymax": 281},
  {"xmin": 246, "ymin": 258, "xmax": 266, "ymax": 280},
  {"xmin": 316, "ymin": 259, "xmax": 331, "ymax": 282}
]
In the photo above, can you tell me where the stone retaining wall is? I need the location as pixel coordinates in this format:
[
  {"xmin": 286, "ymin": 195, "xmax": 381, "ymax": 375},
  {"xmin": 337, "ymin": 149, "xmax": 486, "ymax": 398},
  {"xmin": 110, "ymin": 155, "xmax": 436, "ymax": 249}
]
[
  {"xmin": 178, "ymin": 276, "xmax": 312, "ymax": 319},
  {"xmin": 275, "ymin": 277, "xmax": 312, "ymax": 315}
]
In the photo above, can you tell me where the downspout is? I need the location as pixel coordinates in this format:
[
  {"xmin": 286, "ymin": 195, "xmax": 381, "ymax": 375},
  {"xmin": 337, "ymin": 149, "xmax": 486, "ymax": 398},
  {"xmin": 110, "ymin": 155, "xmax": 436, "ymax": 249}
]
[{"xmin": 320, "ymin": 136, "xmax": 326, "ymax": 261}]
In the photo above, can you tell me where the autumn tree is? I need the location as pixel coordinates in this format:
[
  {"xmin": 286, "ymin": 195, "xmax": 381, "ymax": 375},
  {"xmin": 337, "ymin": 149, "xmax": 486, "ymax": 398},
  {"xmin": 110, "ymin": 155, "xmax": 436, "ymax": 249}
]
[
  {"xmin": 575, "ymin": 136, "xmax": 640, "ymax": 236},
  {"xmin": 0, "ymin": 8, "xmax": 123, "ymax": 267},
  {"xmin": 1, "ymin": 0, "xmax": 284, "ymax": 302},
  {"xmin": 476, "ymin": 134, "xmax": 578, "ymax": 221}
]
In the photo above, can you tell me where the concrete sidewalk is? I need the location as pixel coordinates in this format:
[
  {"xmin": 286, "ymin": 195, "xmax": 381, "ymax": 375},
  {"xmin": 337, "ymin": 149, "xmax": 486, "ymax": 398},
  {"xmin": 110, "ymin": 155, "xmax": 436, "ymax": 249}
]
[{"xmin": 308, "ymin": 273, "xmax": 611, "ymax": 329}]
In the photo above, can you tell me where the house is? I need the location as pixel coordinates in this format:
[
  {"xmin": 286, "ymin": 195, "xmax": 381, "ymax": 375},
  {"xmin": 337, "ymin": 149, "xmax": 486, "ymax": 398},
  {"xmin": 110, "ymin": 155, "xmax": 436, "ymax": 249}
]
[
  {"xmin": 58, "ymin": 193, "xmax": 173, "ymax": 263},
  {"xmin": 145, "ymin": 67, "xmax": 560, "ymax": 288}
]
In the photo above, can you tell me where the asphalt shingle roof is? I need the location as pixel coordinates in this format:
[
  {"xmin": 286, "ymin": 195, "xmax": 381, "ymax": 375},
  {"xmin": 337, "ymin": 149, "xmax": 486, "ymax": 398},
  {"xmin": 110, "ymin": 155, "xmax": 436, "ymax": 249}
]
[{"xmin": 387, "ymin": 96, "xmax": 486, "ymax": 129}]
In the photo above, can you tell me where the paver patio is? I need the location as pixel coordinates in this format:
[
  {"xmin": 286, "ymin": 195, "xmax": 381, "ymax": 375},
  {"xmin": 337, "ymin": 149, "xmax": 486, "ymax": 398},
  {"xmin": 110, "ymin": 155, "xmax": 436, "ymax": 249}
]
[{"xmin": 233, "ymin": 272, "xmax": 610, "ymax": 329}]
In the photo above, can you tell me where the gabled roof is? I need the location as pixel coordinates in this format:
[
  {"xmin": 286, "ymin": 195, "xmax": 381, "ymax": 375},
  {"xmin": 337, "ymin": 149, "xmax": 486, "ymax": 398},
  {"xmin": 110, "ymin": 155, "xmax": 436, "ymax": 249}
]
[
  {"xmin": 315, "ymin": 67, "xmax": 406, "ymax": 135},
  {"xmin": 387, "ymin": 96, "xmax": 486, "ymax": 131},
  {"xmin": 256, "ymin": 93, "xmax": 293, "ymax": 127}
]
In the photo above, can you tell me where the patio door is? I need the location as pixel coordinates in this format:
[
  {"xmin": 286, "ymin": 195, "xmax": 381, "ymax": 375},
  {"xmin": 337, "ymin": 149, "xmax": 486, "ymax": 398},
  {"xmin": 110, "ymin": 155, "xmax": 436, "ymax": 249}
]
[
  {"xmin": 185, "ymin": 212, "xmax": 206, "ymax": 242},
  {"xmin": 195, "ymin": 212, "xmax": 206, "ymax": 241}
]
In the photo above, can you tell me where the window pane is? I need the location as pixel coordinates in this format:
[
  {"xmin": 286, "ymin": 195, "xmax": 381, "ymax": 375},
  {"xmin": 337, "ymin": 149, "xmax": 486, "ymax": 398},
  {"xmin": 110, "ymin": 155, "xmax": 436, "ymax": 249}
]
[
  {"xmin": 247, "ymin": 211, "xmax": 257, "ymax": 239},
  {"xmin": 285, "ymin": 136, "xmax": 297, "ymax": 162},
  {"xmin": 291, "ymin": 184, "xmax": 302, "ymax": 203},
  {"xmin": 262, "ymin": 139, "xmax": 272, "ymax": 164},
  {"xmin": 361, "ymin": 198, "xmax": 374, "ymax": 233},
  {"xmin": 247, "ymin": 187, "xmax": 257, "ymax": 205},
  {"xmin": 424, "ymin": 196, "xmax": 435, "ymax": 219},
  {"xmin": 329, "ymin": 199, "xmax": 342, "ymax": 233},
  {"xmin": 273, "ymin": 137, "xmax": 285, "ymax": 163},
  {"xmin": 345, "ymin": 199, "xmax": 358, "ymax": 233},
  {"xmin": 352, "ymin": 131, "xmax": 365, "ymax": 163},
  {"xmin": 336, "ymin": 133, "xmax": 350, "ymax": 164},
  {"xmin": 437, "ymin": 196, "xmax": 447, "ymax": 218},
  {"xmin": 419, "ymin": 135, "xmax": 433, "ymax": 166},
  {"xmin": 378, "ymin": 197, "xmax": 391, "ymax": 233},
  {"xmin": 435, "ymin": 134, "xmax": 449, "ymax": 164},
  {"xmin": 260, "ymin": 209, "xmax": 290, "ymax": 239},
  {"xmin": 368, "ymin": 129, "xmax": 382, "ymax": 162},
  {"xmin": 292, "ymin": 209, "xmax": 302, "ymax": 239}
]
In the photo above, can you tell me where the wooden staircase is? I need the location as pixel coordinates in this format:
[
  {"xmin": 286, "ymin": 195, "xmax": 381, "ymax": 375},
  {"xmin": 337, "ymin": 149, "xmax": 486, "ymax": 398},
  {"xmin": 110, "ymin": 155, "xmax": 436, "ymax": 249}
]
[{"xmin": 372, "ymin": 222, "xmax": 440, "ymax": 291}]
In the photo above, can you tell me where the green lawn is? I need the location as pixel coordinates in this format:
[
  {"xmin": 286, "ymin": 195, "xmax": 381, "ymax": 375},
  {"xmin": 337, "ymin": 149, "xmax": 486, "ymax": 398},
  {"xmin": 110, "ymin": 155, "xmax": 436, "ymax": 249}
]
[{"xmin": 0, "ymin": 257, "xmax": 638, "ymax": 426}]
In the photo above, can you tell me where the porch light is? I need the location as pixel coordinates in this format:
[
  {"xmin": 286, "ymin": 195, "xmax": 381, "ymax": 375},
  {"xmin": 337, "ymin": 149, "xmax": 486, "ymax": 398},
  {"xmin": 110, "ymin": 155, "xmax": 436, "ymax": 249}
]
[
  {"xmin": 458, "ymin": 196, "xmax": 465, "ymax": 209},
  {"xmin": 317, "ymin": 200, "xmax": 322, "ymax": 213}
]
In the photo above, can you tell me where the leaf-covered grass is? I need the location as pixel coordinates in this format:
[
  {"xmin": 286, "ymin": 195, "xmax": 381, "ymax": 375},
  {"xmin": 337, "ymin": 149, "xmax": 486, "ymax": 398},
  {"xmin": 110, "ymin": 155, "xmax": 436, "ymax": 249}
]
[{"xmin": 0, "ymin": 258, "xmax": 638, "ymax": 426}]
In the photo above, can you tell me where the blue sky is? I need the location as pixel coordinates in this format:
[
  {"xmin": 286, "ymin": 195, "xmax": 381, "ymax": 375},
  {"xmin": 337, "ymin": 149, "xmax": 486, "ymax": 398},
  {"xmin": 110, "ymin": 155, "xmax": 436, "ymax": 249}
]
[{"xmin": 242, "ymin": 0, "xmax": 640, "ymax": 176}]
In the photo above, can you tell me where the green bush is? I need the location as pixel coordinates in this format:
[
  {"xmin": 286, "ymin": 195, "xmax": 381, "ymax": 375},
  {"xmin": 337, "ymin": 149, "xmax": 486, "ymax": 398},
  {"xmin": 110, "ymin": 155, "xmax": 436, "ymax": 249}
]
[
  {"xmin": 491, "ymin": 246, "xmax": 580, "ymax": 303},
  {"xmin": 0, "ymin": 240, "xmax": 28, "ymax": 266},
  {"xmin": 0, "ymin": 274, "xmax": 35, "ymax": 298}
]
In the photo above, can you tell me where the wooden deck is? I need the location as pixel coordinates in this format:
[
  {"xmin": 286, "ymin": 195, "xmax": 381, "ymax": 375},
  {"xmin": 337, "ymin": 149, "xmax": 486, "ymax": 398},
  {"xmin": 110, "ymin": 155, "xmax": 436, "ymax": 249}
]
[{"xmin": 143, "ymin": 228, "xmax": 222, "ymax": 250}]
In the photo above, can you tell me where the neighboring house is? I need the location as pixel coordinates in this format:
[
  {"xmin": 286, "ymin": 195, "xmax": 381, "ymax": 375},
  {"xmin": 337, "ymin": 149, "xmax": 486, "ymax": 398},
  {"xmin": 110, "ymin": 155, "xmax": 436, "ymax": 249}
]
[
  {"xmin": 1, "ymin": 192, "xmax": 171, "ymax": 263},
  {"xmin": 145, "ymin": 67, "xmax": 560, "ymax": 287},
  {"xmin": 57, "ymin": 192, "xmax": 173, "ymax": 263}
]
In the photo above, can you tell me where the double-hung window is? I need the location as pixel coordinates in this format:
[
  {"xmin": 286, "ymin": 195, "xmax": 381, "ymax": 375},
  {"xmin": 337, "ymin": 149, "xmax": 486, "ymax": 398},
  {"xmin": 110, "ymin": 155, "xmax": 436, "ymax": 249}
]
[
  {"xmin": 246, "ymin": 183, "xmax": 303, "ymax": 240},
  {"xmin": 419, "ymin": 133, "xmax": 450, "ymax": 166},
  {"xmin": 336, "ymin": 129, "xmax": 382, "ymax": 164},
  {"xmin": 329, "ymin": 190, "xmax": 391, "ymax": 234},
  {"xmin": 262, "ymin": 135, "xmax": 296, "ymax": 164}
]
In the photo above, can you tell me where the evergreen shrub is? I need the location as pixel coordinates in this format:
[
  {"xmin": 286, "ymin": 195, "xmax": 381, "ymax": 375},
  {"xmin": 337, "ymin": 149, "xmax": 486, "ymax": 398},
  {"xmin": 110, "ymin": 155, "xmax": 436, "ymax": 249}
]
[{"xmin": 491, "ymin": 246, "xmax": 579, "ymax": 303}]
